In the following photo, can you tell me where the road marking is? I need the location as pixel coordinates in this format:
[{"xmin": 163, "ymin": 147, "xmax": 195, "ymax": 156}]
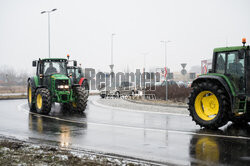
[
  {"xmin": 18, "ymin": 103, "xmax": 250, "ymax": 140},
  {"xmin": 91, "ymin": 100, "xmax": 189, "ymax": 117}
]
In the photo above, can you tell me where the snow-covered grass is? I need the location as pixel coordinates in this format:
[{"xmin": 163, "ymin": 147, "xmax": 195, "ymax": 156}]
[{"xmin": 0, "ymin": 139, "xmax": 151, "ymax": 166}]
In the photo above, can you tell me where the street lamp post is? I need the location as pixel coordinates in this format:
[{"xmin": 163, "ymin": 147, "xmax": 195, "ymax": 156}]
[
  {"xmin": 41, "ymin": 8, "xmax": 57, "ymax": 58},
  {"xmin": 110, "ymin": 33, "xmax": 115, "ymax": 73},
  {"xmin": 161, "ymin": 40, "xmax": 171, "ymax": 101}
]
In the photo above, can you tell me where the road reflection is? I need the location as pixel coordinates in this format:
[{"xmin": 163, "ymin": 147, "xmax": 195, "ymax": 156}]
[
  {"xmin": 60, "ymin": 125, "xmax": 71, "ymax": 148},
  {"xmin": 28, "ymin": 112, "xmax": 87, "ymax": 148},
  {"xmin": 190, "ymin": 124, "xmax": 250, "ymax": 166}
]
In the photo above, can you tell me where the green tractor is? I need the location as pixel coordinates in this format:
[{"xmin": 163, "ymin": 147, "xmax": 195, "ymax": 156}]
[
  {"xmin": 188, "ymin": 38, "xmax": 250, "ymax": 129},
  {"xmin": 27, "ymin": 58, "xmax": 88, "ymax": 114},
  {"xmin": 66, "ymin": 54, "xmax": 89, "ymax": 96}
]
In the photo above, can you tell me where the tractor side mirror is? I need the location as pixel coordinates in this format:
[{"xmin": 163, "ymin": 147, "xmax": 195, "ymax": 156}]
[
  {"xmin": 74, "ymin": 61, "xmax": 77, "ymax": 67},
  {"xmin": 238, "ymin": 49, "xmax": 245, "ymax": 59},
  {"xmin": 32, "ymin": 61, "xmax": 37, "ymax": 67}
]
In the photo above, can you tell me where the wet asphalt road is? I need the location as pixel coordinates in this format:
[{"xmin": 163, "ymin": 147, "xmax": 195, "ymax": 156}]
[{"xmin": 1, "ymin": 96, "xmax": 250, "ymax": 165}]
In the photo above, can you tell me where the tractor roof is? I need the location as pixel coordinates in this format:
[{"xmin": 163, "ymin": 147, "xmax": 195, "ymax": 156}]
[
  {"xmin": 41, "ymin": 58, "xmax": 68, "ymax": 61},
  {"xmin": 67, "ymin": 66, "xmax": 82, "ymax": 69},
  {"xmin": 213, "ymin": 46, "xmax": 244, "ymax": 53}
]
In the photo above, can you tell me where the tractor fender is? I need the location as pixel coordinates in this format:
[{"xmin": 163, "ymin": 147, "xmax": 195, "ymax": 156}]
[
  {"xmin": 79, "ymin": 77, "xmax": 85, "ymax": 86},
  {"xmin": 28, "ymin": 77, "xmax": 47, "ymax": 91},
  {"xmin": 192, "ymin": 75, "xmax": 234, "ymax": 112},
  {"xmin": 27, "ymin": 77, "xmax": 37, "ymax": 88}
]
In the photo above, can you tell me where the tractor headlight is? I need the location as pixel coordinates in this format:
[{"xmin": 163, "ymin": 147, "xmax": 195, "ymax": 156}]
[
  {"xmin": 58, "ymin": 85, "xmax": 69, "ymax": 89},
  {"xmin": 58, "ymin": 85, "xmax": 64, "ymax": 89}
]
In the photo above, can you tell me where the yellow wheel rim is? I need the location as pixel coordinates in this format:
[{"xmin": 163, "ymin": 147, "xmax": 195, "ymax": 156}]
[
  {"xmin": 72, "ymin": 102, "xmax": 77, "ymax": 108},
  {"xmin": 36, "ymin": 94, "xmax": 42, "ymax": 109},
  {"xmin": 195, "ymin": 137, "xmax": 219, "ymax": 163},
  {"xmin": 28, "ymin": 87, "xmax": 32, "ymax": 104},
  {"xmin": 195, "ymin": 91, "xmax": 219, "ymax": 121}
]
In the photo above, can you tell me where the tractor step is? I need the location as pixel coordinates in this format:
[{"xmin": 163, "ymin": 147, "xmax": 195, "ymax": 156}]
[{"xmin": 237, "ymin": 98, "xmax": 247, "ymax": 113}]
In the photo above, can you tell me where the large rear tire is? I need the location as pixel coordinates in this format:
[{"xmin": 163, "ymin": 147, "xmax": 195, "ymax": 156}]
[
  {"xmin": 82, "ymin": 79, "xmax": 89, "ymax": 96},
  {"xmin": 35, "ymin": 88, "xmax": 52, "ymax": 115},
  {"xmin": 188, "ymin": 81, "xmax": 229, "ymax": 129},
  {"xmin": 27, "ymin": 81, "xmax": 36, "ymax": 111},
  {"xmin": 73, "ymin": 87, "xmax": 88, "ymax": 113}
]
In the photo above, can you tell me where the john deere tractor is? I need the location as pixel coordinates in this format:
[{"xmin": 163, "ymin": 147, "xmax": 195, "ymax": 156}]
[
  {"xmin": 66, "ymin": 54, "xmax": 89, "ymax": 96},
  {"xmin": 27, "ymin": 58, "xmax": 88, "ymax": 114},
  {"xmin": 188, "ymin": 38, "xmax": 250, "ymax": 129}
]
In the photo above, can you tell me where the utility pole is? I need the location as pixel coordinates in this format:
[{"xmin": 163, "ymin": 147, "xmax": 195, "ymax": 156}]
[
  {"xmin": 41, "ymin": 8, "xmax": 57, "ymax": 58},
  {"xmin": 110, "ymin": 33, "xmax": 115, "ymax": 73},
  {"xmin": 160, "ymin": 40, "xmax": 171, "ymax": 101}
]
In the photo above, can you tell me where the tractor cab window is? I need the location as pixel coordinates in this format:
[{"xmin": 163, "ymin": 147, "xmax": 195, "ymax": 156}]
[
  {"xmin": 227, "ymin": 52, "xmax": 244, "ymax": 76},
  {"xmin": 215, "ymin": 53, "xmax": 226, "ymax": 74},
  {"xmin": 75, "ymin": 69, "xmax": 81, "ymax": 79},
  {"xmin": 67, "ymin": 68, "xmax": 74, "ymax": 76},
  {"xmin": 44, "ymin": 61, "xmax": 67, "ymax": 76},
  {"xmin": 226, "ymin": 51, "xmax": 245, "ymax": 93}
]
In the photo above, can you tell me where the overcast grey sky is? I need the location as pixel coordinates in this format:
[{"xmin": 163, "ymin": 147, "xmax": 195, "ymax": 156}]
[{"xmin": 0, "ymin": 0, "xmax": 250, "ymax": 73}]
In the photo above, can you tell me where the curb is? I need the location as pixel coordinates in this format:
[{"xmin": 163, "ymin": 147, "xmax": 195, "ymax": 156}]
[
  {"xmin": 0, "ymin": 93, "xmax": 98, "ymax": 100},
  {"xmin": 0, "ymin": 95, "xmax": 27, "ymax": 100},
  {"xmin": 125, "ymin": 99, "xmax": 188, "ymax": 108}
]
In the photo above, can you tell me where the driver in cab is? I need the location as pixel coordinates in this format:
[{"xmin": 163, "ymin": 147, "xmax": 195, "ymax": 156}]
[
  {"xmin": 228, "ymin": 56, "xmax": 243, "ymax": 76},
  {"xmin": 45, "ymin": 62, "xmax": 57, "ymax": 75}
]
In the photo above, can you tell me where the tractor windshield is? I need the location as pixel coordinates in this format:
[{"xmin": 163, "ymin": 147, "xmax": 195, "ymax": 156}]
[{"xmin": 44, "ymin": 61, "xmax": 67, "ymax": 76}]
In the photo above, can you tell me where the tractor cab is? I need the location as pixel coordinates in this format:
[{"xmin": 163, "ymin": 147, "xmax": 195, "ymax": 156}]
[
  {"xmin": 32, "ymin": 58, "xmax": 70, "ymax": 91},
  {"xmin": 67, "ymin": 66, "xmax": 83, "ymax": 84},
  {"xmin": 33, "ymin": 58, "xmax": 68, "ymax": 76},
  {"xmin": 212, "ymin": 42, "xmax": 250, "ymax": 95},
  {"xmin": 66, "ymin": 54, "xmax": 89, "ymax": 93}
]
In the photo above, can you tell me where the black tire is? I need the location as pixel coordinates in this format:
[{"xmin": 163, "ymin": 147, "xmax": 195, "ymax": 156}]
[
  {"xmin": 27, "ymin": 80, "xmax": 36, "ymax": 111},
  {"xmin": 188, "ymin": 81, "xmax": 229, "ymax": 129},
  {"xmin": 73, "ymin": 87, "xmax": 88, "ymax": 113},
  {"xmin": 35, "ymin": 88, "xmax": 52, "ymax": 115},
  {"xmin": 101, "ymin": 94, "xmax": 106, "ymax": 98}
]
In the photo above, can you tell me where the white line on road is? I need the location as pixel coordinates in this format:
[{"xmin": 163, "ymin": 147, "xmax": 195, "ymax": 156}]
[{"xmin": 18, "ymin": 103, "xmax": 250, "ymax": 140}]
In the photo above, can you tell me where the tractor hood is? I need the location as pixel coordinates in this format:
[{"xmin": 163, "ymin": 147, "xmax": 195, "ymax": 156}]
[
  {"xmin": 50, "ymin": 74, "xmax": 70, "ymax": 84},
  {"xmin": 50, "ymin": 74, "xmax": 71, "ymax": 87},
  {"xmin": 50, "ymin": 74, "xmax": 69, "ymax": 80}
]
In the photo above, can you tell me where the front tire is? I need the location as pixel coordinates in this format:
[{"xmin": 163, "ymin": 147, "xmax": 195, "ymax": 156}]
[
  {"xmin": 35, "ymin": 88, "xmax": 52, "ymax": 115},
  {"xmin": 188, "ymin": 81, "xmax": 229, "ymax": 129},
  {"xmin": 27, "ymin": 81, "xmax": 36, "ymax": 111}
]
